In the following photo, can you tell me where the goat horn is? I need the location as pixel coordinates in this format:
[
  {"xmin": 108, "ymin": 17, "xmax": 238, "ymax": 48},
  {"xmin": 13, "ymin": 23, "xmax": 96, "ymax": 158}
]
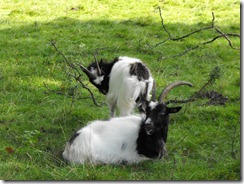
[
  {"xmin": 94, "ymin": 51, "xmax": 102, "ymax": 76},
  {"xmin": 151, "ymin": 80, "xmax": 157, "ymax": 102},
  {"xmin": 158, "ymin": 81, "xmax": 193, "ymax": 103},
  {"xmin": 79, "ymin": 64, "xmax": 96, "ymax": 80}
]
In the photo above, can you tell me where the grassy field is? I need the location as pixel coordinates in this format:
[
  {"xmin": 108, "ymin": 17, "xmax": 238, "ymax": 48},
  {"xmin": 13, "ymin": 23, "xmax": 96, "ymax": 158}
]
[{"xmin": 0, "ymin": 0, "xmax": 240, "ymax": 181}]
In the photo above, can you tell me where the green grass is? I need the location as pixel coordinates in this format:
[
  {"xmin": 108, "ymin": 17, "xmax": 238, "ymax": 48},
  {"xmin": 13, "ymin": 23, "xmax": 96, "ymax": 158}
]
[{"xmin": 0, "ymin": 0, "xmax": 240, "ymax": 181}]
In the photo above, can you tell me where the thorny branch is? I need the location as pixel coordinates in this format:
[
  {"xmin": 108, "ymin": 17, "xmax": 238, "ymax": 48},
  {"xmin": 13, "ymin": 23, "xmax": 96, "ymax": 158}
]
[
  {"xmin": 155, "ymin": 7, "xmax": 240, "ymax": 60},
  {"xmin": 49, "ymin": 40, "xmax": 103, "ymax": 107}
]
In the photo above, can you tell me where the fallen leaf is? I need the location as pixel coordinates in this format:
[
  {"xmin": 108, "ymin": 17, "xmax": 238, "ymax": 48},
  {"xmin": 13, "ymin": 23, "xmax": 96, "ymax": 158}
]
[{"xmin": 5, "ymin": 147, "xmax": 14, "ymax": 154}]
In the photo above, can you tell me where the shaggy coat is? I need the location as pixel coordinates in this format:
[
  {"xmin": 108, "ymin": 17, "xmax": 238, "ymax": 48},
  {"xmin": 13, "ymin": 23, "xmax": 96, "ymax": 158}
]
[
  {"xmin": 62, "ymin": 102, "xmax": 181, "ymax": 165},
  {"xmin": 82, "ymin": 56, "xmax": 154, "ymax": 117}
]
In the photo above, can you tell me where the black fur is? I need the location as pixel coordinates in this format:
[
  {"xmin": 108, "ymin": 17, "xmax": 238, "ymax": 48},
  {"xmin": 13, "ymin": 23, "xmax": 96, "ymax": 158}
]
[
  {"xmin": 129, "ymin": 62, "xmax": 150, "ymax": 81},
  {"xmin": 84, "ymin": 57, "xmax": 150, "ymax": 95},
  {"xmin": 136, "ymin": 124, "xmax": 165, "ymax": 159},
  {"xmin": 136, "ymin": 103, "xmax": 181, "ymax": 159},
  {"xmin": 86, "ymin": 58, "xmax": 119, "ymax": 95},
  {"xmin": 69, "ymin": 132, "xmax": 80, "ymax": 145}
]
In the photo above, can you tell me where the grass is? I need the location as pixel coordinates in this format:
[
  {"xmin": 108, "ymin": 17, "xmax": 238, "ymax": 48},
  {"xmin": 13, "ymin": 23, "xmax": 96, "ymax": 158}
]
[{"xmin": 0, "ymin": 0, "xmax": 240, "ymax": 181}]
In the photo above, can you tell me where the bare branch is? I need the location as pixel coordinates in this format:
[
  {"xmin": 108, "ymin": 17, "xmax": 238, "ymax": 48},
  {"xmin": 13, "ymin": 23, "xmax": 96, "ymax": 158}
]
[
  {"xmin": 158, "ymin": 6, "xmax": 172, "ymax": 38},
  {"xmin": 165, "ymin": 98, "xmax": 196, "ymax": 105},
  {"xmin": 156, "ymin": 6, "xmax": 214, "ymax": 45},
  {"xmin": 154, "ymin": 7, "xmax": 240, "ymax": 60},
  {"xmin": 50, "ymin": 40, "xmax": 103, "ymax": 107},
  {"xmin": 68, "ymin": 71, "xmax": 104, "ymax": 107},
  {"xmin": 50, "ymin": 40, "xmax": 75, "ymax": 69},
  {"xmin": 157, "ymin": 33, "xmax": 240, "ymax": 61},
  {"xmin": 214, "ymin": 27, "xmax": 240, "ymax": 50},
  {"xmin": 211, "ymin": 12, "xmax": 215, "ymax": 27}
]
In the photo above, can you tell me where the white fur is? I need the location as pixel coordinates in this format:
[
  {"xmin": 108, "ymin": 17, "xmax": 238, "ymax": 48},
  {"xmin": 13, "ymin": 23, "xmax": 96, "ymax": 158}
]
[
  {"xmin": 149, "ymin": 101, "xmax": 158, "ymax": 110},
  {"xmin": 145, "ymin": 118, "xmax": 152, "ymax": 125},
  {"xmin": 93, "ymin": 75, "xmax": 104, "ymax": 85},
  {"xmin": 106, "ymin": 56, "xmax": 153, "ymax": 117},
  {"xmin": 62, "ymin": 115, "xmax": 149, "ymax": 165},
  {"xmin": 90, "ymin": 67, "xmax": 98, "ymax": 75}
]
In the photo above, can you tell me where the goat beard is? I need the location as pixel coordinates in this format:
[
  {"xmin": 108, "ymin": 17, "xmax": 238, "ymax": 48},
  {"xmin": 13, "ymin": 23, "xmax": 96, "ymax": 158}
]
[{"xmin": 146, "ymin": 134, "xmax": 166, "ymax": 158}]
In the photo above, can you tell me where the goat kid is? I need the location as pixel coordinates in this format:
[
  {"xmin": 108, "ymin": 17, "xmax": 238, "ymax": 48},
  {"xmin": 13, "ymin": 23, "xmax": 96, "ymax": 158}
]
[
  {"xmin": 80, "ymin": 56, "xmax": 154, "ymax": 117},
  {"xmin": 62, "ymin": 81, "xmax": 193, "ymax": 165}
]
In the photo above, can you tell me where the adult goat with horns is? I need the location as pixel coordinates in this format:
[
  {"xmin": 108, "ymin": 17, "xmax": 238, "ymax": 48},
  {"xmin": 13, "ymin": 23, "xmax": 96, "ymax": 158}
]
[
  {"xmin": 80, "ymin": 56, "xmax": 154, "ymax": 117},
  {"xmin": 63, "ymin": 81, "xmax": 193, "ymax": 164}
]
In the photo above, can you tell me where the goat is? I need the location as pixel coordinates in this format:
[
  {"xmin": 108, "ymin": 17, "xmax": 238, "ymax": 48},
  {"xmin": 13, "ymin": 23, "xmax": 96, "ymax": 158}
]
[
  {"xmin": 62, "ymin": 81, "xmax": 193, "ymax": 165},
  {"xmin": 80, "ymin": 56, "xmax": 154, "ymax": 117}
]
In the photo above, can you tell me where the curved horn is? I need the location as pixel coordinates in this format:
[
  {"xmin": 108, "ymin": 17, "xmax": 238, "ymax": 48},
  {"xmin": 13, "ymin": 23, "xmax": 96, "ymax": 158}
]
[
  {"xmin": 158, "ymin": 81, "xmax": 193, "ymax": 103},
  {"xmin": 151, "ymin": 80, "xmax": 157, "ymax": 102},
  {"xmin": 79, "ymin": 64, "xmax": 96, "ymax": 80}
]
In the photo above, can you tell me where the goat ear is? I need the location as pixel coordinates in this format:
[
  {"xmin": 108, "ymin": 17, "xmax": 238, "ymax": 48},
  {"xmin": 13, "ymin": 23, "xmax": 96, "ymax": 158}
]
[{"xmin": 167, "ymin": 106, "xmax": 182, "ymax": 114}]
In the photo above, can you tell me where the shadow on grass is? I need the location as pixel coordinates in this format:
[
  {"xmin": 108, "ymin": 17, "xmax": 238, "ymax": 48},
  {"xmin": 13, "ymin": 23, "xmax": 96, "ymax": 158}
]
[
  {"xmin": 0, "ymin": 16, "xmax": 240, "ymax": 62},
  {"xmin": 0, "ymin": 17, "xmax": 240, "ymax": 102},
  {"xmin": 0, "ymin": 16, "xmax": 240, "ymax": 180}
]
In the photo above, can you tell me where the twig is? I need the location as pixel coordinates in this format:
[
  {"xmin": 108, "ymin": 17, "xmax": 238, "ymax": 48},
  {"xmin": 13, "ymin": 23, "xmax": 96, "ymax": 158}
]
[
  {"xmin": 158, "ymin": 6, "xmax": 172, "ymax": 39},
  {"xmin": 155, "ymin": 7, "xmax": 240, "ymax": 60},
  {"xmin": 50, "ymin": 40, "xmax": 76, "ymax": 70},
  {"xmin": 214, "ymin": 28, "xmax": 239, "ymax": 50},
  {"xmin": 50, "ymin": 40, "xmax": 103, "ymax": 107},
  {"xmin": 166, "ymin": 98, "xmax": 196, "ymax": 105},
  {"xmin": 157, "ymin": 7, "xmax": 214, "ymax": 46}
]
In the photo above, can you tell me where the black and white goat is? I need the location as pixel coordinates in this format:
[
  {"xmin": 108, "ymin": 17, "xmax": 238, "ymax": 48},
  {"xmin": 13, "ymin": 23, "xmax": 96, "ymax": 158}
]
[
  {"xmin": 62, "ymin": 81, "xmax": 193, "ymax": 165},
  {"xmin": 80, "ymin": 56, "xmax": 154, "ymax": 117}
]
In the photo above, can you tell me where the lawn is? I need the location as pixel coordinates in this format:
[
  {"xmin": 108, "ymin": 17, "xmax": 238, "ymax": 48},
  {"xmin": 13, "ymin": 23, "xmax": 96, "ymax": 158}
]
[{"xmin": 0, "ymin": 0, "xmax": 240, "ymax": 181}]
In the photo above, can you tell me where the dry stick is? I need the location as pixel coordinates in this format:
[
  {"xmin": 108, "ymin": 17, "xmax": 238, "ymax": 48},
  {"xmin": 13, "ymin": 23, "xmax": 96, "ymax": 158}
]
[
  {"xmin": 50, "ymin": 40, "xmax": 102, "ymax": 107},
  {"xmin": 50, "ymin": 40, "xmax": 80, "ymax": 73},
  {"xmin": 214, "ymin": 27, "xmax": 240, "ymax": 50},
  {"xmin": 157, "ymin": 7, "xmax": 214, "ymax": 46},
  {"xmin": 158, "ymin": 34, "xmax": 238, "ymax": 60},
  {"xmin": 156, "ymin": 7, "xmax": 240, "ymax": 60}
]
